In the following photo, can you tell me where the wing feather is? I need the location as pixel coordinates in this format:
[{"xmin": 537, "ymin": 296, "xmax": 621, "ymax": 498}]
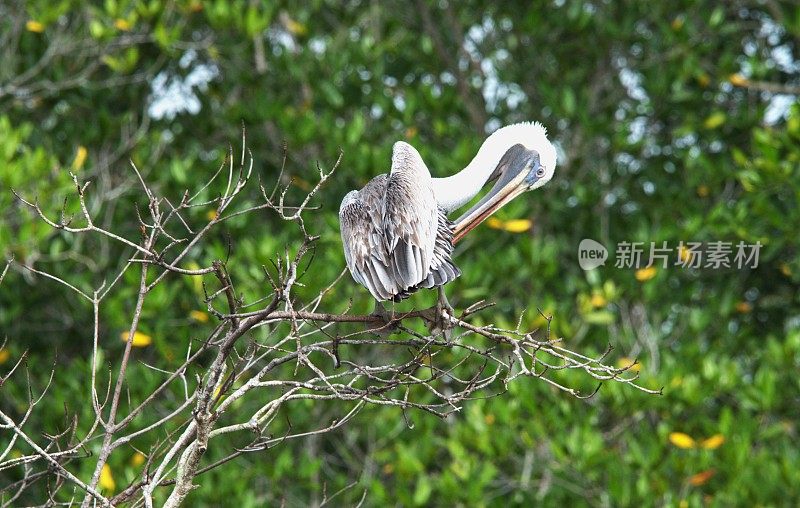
[
  {"xmin": 406, "ymin": 206, "xmax": 461, "ymax": 292},
  {"xmin": 382, "ymin": 142, "xmax": 438, "ymax": 291},
  {"xmin": 340, "ymin": 143, "xmax": 461, "ymax": 302},
  {"xmin": 339, "ymin": 177, "xmax": 398, "ymax": 301}
]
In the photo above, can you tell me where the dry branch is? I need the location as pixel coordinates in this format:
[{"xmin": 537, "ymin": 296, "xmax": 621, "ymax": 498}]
[{"xmin": 1, "ymin": 132, "xmax": 658, "ymax": 507}]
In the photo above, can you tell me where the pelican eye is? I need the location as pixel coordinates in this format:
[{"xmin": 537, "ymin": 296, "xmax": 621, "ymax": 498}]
[{"xmin": 535, "ymin": 166, "xmax": 546, "ymax": 178}]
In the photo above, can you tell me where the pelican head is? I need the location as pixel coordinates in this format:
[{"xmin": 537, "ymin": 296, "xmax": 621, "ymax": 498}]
[{"xmin": 453, "ymin": 122, "xmax": 557, "ymax": 242}]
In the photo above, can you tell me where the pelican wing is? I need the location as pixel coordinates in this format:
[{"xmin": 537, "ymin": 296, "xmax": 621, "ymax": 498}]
[
  {"xmin": 339, "ymin": 142, "xmax": 462, "ymax": 302},
  {"xmin": 382, "ymin": 143, "xmax": 439, "ymax": 291},
  {"xmin": 339, "ymin": 176, "xmax": 399, "ymax": 301},
  {"xmin": 393, "ymin": 206, "xmax": 461, "ymax": 299},
  {"xmin": 417, "ymin": 207, "xmax": 461, "ymax": 288}
]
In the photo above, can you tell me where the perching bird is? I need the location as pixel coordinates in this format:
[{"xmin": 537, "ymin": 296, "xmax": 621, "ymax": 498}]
[{"xmin": 339, "ymin": 121, "xmax": 557, "ymax": 306}]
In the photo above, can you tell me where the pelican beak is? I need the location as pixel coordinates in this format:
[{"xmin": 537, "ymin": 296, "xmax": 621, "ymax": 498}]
[{"xmin": 452, "ymin": 145, "xmax": 541, "ymax": 244}]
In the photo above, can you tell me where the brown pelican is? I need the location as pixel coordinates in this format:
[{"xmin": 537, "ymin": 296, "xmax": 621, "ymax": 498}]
[{"xmin": 339, "ymin": 122, "xmax": 557, "ymax": 307}]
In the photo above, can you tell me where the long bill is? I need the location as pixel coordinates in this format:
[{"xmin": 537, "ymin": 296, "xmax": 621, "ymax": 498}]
[{"xmin": 452, "ymin": 146, "xmax": 539, "ymax": 244}]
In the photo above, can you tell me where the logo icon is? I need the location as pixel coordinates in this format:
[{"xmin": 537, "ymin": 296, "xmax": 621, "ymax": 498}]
[{"xmin": 578, "ymin": 238, "xmax": 608, "ymax": 270}]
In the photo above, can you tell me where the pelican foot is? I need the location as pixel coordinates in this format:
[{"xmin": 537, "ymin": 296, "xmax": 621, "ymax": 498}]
[
  {"xmin": 424, "ymin": 287, "xmax": 455, "ymax": 340},
  {"xmin": 368, "ymin": 301, "xmax": 399, "ymax": 336}
]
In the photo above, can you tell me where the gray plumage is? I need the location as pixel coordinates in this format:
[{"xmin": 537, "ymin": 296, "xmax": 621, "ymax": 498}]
[{"xmin": 339, "ymin": 141, "xmax": 461, "ymax": 302}]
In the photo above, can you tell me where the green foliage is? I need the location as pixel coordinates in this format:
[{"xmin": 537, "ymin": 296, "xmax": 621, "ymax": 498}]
[{"xmin": 2, "ymin": 0, "xmax": 800, "ymax": 505}]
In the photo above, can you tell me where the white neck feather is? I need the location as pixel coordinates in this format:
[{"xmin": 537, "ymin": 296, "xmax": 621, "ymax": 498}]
[{"xmin": 432, "ymin": 122, "xmax": 555, "ymax": 213}]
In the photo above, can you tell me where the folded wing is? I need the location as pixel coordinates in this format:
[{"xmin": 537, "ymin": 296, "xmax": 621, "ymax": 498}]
[{"xmin": 339, "ymin": 142, "xmax": 461, "ymax": 302}]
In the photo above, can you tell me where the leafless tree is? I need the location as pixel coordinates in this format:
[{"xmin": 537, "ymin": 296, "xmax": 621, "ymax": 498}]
[{"xmin": 0, "ymin": 132, "xmax": 658, "ymax": 507}]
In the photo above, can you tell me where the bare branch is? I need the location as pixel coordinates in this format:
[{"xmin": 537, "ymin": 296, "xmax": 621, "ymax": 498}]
[
  {"xmin": 0, "ymin": 410, "xmax": 112, "ymax": 507},
  {"xmin": 2, "ymin": 132, "xmax": 658, "ymax": 508}
]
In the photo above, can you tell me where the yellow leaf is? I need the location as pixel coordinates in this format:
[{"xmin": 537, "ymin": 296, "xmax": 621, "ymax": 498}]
[
  {"xmin": 696, "ymin": 73, "xmax": 710, "ymax": 88},
  {"xmin": 735, "ymin": 301, "xmax": 752, "ymax": 313},
  {"xmin": 503, "ymin": 219, "xmax": 533, "ymax": 233},
  {"xmin": 703, "ymin": 112, "xmax": 726, "ymax": 130},
  {"xmin": 635, "ymin": 266, "xmax": 657, "ymax": 281},
  {"xmin": 190, "ymin": 310, "xmax": 209, "ymax": 323},
  {"xmin": 206, "ymin": 209, "xmax": 218, "ymax": 221},
  {"xmin": 292, "ymin": 177, "xmax": 312, "ymax": 191},
  {"xmin": 779, "ymin": 263, "xmax": 792, "ymax": 277},
  {"xmin": 531, "ymin": 310, "xmax": 553, "ymax": 329},
  {"xmin": 212, "ymin": 382, "xmax": 223, "ymax": 400},
  {"xmin": 616, "ymin": 357, "xmax": 641, "ymax": 373},
  {"xmin": 99, "ymin": 463, "xmax": 115, "ymax": 492},
  {"xmin": 696, "ymin": 185, "xmax": 709, "ymax": 197},
  {"xmin": 701, "ymin": 434, "xmax": 725, "ymax": 449},
  {"xmin": 72, "ymin": 146, "xmax": 88, "ymax": 170},
  {"xmin": 26, "ymin": 20, "xmax": 45, "ymax": 33},
  {"xmin": 120, "ymin": 330, "xmax": 152, "ymax": 347},
  {"xmin": 590, "ymin": 293, "xmax": 607, "ymax": 308},
  {"xmin": 284, "ymin": 17, "xmax": 307, "ymax": 36},
  {"xmin": 669, "ymin": 432, "xmax": 697, "ymax": 449},
  {"xmin": 405, "ymin": 127, "xmax": 418, "ymax": 139},
  {"xmin": 382, "ymin": 463, "xmax": 394, "ymax": 475},
  {"xmin": 688, "ymin": 469, "xmax": 715, "ymax": 486},
  {"xmin": 678, "ymin": 245, "xmax": 693, "ymax": 264},
  {"xmin": 186, "ymin": 261, "xmax": 204, "ymax": 293},
  {"xmin": 114, "ymin": 18, "xmax": 131, "ymax": 31},
  {"xmin": 0, "ymin": 348, "xmax": 9, "ymax": 364},
  {"xmin": 671, "ymin": 17, "xmax": 684, "ymax": 31},
  {"xmin": 728, "ymin": 73, "xmax": 749, "ymax": 87},
  {"xmin": 486, "ymin": 217, "xmax": 533, "ymax": 233},
  {"xmin": 130, "ymin": 452, "xmax": 146, "ymax": 467},
  {"xmin": 486, "ymin": 217, "xmax": 503, "ymax": 230},
  {"xmin": 484, "ymin": 414, "xmax": 495, "ymax": 425}
]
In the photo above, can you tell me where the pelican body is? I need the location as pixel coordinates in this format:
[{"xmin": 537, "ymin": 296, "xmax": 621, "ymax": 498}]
[{"xmin": 339, "ymin": 122, "xmax": 557, "ymax": 302}]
